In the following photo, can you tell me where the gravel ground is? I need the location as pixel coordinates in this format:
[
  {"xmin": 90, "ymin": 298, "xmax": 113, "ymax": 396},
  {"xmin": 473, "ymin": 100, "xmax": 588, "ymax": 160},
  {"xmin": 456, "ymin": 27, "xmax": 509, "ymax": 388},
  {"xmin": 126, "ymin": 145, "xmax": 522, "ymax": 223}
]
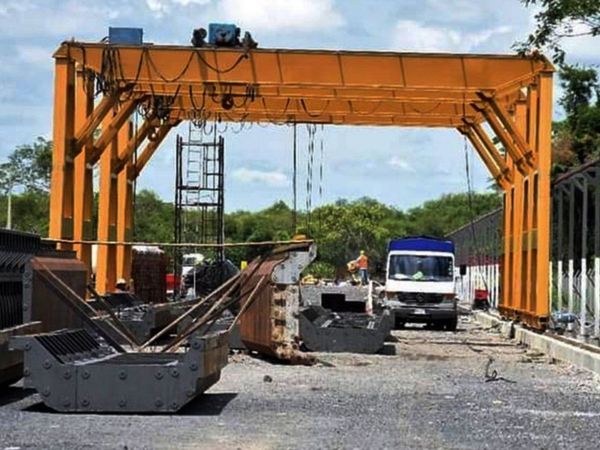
[{"xmin": 1, "ymin": 317, "xmax": 600, "ymax": 449}]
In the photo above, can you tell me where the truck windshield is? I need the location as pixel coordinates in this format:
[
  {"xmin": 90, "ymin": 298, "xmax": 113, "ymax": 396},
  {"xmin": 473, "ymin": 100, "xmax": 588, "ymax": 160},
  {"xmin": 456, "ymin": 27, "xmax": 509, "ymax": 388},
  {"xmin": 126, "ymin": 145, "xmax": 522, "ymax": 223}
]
[
  {"xmin": 182, "ymin": 257, "xmax": 198, "ymax": 266},
  {"xmin": 388, "ymin": 255, "xmax": 453, "ymax": 281}
]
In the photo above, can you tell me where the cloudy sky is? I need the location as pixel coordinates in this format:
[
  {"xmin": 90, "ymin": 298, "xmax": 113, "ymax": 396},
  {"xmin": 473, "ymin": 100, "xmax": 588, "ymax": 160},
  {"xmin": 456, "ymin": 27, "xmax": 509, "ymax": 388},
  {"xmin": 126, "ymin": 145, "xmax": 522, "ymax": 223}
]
[{"xmin": 1, "ymin": 0, "xmax": 599, "ymax": 212}]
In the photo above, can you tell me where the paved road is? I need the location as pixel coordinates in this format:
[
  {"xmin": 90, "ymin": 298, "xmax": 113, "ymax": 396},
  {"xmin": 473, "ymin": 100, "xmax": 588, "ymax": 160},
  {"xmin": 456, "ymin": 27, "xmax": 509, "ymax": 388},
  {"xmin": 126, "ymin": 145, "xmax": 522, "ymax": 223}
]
[{"xmin": 1, "ymin": 318, "xmax": 599, "ymax": 449}]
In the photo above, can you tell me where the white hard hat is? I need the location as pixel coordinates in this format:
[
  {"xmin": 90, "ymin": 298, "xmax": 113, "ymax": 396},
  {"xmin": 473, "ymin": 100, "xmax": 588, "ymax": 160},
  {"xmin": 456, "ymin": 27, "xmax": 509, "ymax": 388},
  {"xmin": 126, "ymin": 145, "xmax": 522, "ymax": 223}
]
[{"xmin": 116, "ymin": 278, "xmax": 127, "ymax": 285}]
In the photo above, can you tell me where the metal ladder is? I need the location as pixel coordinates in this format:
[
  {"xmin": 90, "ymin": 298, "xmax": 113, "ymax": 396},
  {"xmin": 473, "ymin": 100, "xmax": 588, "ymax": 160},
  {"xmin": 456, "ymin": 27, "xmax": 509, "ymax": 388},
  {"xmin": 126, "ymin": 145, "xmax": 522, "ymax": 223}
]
[{"xmin": 175, "ymin": 123, "xmax": 225, "ymax": 263}]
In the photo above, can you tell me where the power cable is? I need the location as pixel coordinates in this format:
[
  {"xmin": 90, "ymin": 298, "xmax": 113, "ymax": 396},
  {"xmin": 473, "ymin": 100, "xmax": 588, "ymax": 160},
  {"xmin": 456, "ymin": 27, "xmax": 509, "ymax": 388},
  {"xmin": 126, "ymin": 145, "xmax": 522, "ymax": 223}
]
[
  {"xmin": 463, "ymin": 127, "xmax": 490, "ymax": 293},
  {"xmin": 293, "ymin": 122, "xmax": 298, "ymax": 232},
  {"xmin": 318, "ymin": 124, "xmax": 325, "ymax": 233},
  {"xmin": 462, "ymin": 96, "xmax": 489, "ymax": 295},
  {"xmin": 305, "ymin": 124, "xmax": 316, "ymax": 233}
]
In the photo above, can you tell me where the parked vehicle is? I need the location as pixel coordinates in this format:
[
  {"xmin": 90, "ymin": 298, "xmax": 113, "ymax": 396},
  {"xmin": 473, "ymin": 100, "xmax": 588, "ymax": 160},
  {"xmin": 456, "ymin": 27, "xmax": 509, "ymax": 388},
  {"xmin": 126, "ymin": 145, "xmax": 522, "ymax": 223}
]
[{"xmin": 383, "ymin": 236, "xmax": 457, "ymax": 331}]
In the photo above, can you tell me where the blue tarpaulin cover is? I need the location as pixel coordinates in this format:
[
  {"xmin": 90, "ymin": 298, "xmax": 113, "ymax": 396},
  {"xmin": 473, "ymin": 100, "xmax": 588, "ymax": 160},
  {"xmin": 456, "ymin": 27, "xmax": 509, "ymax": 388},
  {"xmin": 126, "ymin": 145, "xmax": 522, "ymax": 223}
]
[{"xmin": 388, "ymin": 236, "xmax": 454, "ymax": 253}]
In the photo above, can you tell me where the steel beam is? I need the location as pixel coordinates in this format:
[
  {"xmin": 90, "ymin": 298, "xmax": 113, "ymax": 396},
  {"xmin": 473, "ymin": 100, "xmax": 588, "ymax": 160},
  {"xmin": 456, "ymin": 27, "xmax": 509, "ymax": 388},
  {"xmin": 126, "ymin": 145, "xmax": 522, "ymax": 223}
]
[
  {"xmin": 54, "ymin": 43, "xmax": 551, "ymax": 93},
  {"xmin": 514, "ymin": 101, "xmax": 529, "ymax": 313},
  {"xmin": 49, "ymin": 56, "xmax": 76, "ymax": 246},
  {"xmin": 534, "ymin": 72, "xmax": 553, "ymax": 323},
  {"xmin": 72, "ymin": 92, "xmax": 119, "ymax": 157},
  {"xmin": 95, "ymin": 112, "xmax": 120, "ymax": 294},
  {"xmin": 459, "ymin": 126, "xmax": 508, "ymax": 190},
  {"xmin": 131, "ymin": 122, "xmax": 175, "ymax": 179},
  {"xmin": 468, "ymin": 122, "xmax": 513, "ymax": 182},
  {"xmin": 112, "ymin": 118, "xmax": 157, "ymax": 175},
  {"xmin": 72, "ymin": 68, "xmax": 95, "ymax": 277},
  {"xmin": 89, "ymin": 99, "xmax": 139, "ymax": 164},
  {"xmin": 116, "ymin": 122, "xmax": 134, "ymax": 283},
  {"xmin": 478, "ymin": 104, "xmax": 531, "ymax": 174},
  {"xmin": 525, "ymin": 86, "xmax": 539, "ymax": 315},
  {"xmin": 479, "ymin": 92, "xmax": 536, "ymax": 167},
  {"xmin": 169, "ymin": 110, "xmax": 472, "ymax": 127}
]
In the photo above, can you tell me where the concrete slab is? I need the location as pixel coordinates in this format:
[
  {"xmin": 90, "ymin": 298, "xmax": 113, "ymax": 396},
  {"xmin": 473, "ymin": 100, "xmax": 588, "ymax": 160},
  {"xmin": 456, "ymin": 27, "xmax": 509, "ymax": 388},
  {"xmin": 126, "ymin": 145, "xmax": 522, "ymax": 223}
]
[{"xmin": 473, "ymin": 310, "xmax": 600, "ymax": 375}]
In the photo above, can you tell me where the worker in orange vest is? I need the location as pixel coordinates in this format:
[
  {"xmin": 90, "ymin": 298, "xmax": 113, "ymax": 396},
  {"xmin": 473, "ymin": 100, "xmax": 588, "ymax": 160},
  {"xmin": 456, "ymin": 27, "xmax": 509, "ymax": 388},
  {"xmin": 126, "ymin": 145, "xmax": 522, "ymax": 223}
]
[{"xmin": 357, "ymin": 250, "xmax": 369, "ymax": 286}]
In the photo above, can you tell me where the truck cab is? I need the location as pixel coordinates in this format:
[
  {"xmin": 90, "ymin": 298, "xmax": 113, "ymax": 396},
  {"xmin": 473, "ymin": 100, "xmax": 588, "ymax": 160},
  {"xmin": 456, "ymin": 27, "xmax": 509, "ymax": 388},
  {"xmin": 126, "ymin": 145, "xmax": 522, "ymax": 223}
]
[{"xmin": 384, "ymin": 236, "xmax": 457, "ymax": 331}]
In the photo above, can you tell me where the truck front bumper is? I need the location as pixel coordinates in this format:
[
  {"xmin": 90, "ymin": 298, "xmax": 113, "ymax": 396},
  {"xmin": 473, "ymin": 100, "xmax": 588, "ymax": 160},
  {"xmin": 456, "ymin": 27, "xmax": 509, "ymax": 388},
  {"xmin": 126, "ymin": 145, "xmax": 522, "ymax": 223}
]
[{"xmin": 385, "ymin": 300, "xmax": 457, "ymax": 324}]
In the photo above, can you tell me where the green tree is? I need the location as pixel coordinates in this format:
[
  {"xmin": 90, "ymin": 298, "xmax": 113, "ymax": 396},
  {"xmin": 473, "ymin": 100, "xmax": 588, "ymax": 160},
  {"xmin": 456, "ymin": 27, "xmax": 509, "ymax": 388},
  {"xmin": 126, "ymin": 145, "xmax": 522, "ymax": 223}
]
[
  {"xmin": 404, "ymin": 192, "xmax": 502, "ymax": 237},
  {"xmin": 0, "ymin": 191, "xmax": 49, "ymax": 234},
  {"xmin": 551, "ymin": 65, "xmax": 600, "ymax": 172},
  {"xmin": 516, "ymin": 0, "xmax": 600, "ymax": 64},
  {"xmin": 133, "ymin": 189, "xmax": 174, "ymax": 243},
  {"xmin": 0, "ymin": 137, "xmax": 52, "ymax": 194}
]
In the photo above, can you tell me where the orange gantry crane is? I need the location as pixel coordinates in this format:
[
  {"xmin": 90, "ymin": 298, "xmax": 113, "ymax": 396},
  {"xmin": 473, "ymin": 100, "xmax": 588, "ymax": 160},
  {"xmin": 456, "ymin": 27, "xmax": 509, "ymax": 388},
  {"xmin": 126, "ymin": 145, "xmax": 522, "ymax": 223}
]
[{"xmin": 47, "ymin": 39, "xmax": 553, "ymax": 328}]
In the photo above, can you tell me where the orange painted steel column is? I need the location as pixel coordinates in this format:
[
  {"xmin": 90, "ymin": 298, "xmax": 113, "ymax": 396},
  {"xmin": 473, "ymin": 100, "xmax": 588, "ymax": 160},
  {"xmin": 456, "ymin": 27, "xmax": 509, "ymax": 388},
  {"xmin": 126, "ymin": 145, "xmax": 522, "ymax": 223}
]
[
  {"xmin": 525, "ymin": 85, "xmax": 539, "ymax": 315},
  {"xmin": 73, "ymin": 67, "xmax": 95, "ymax": 276},
  {"xmin": 535, "ymin": 72, "xmax": 553, "ymax": 323},
  {"xmin": 49, "ymin": 56, "xmax": 76, "ymax": 247},
  {"xmin": 502, "ymin": 180, "xmax": 514, "ymax": 311},
  {"xmin": 116, "ymin": 121, "xmax": 134, "ymax": 283},
  {"xmin": 96, "ymin": 112, "xmax": 121, "ymax": 294},
  {"xmin": 507, "ymin": 104, "xmax": 525, "ymax": 315},
  {"xmin": 515, "ymin": 101, "xmax": 529, "ymax": 313}
]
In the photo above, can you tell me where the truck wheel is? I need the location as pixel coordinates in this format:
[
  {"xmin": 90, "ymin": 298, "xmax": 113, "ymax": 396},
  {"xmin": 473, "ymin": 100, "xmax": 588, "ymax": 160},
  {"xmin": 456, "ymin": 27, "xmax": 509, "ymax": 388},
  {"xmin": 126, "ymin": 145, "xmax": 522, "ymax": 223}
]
[
  {"xmin": 445, "ymin": 318, "xmax": 458, "ymax": 332},
  {"xmin": 433, "ymin": 322, "xmax": 446, "ymax": 331}
]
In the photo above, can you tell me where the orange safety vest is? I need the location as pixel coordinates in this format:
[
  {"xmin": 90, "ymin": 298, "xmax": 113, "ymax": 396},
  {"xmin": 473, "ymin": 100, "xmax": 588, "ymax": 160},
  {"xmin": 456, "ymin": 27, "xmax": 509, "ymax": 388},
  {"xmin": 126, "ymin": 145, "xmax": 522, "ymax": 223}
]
[{"xmin": 357, "ymin": 254, "xmax": 368, "ymax": 269}]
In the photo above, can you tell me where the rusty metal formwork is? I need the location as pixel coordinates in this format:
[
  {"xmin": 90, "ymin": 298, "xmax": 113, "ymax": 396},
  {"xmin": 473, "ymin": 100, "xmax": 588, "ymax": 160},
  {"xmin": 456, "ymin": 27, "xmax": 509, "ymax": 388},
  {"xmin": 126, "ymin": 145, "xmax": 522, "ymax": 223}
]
[
  {"xmin": 11, "ymin": 328, "xmax": 228, "ymax": 412},
  {"xmin": 238, "ymin": 243, "xmax": 317, "ymax": 363},
  {"xmin": 25, "ymin": 256, "xmax": 88, "ymax": 333},
  {"xmin": 299, "ymin": 306, "xmax": 392, "ymax": 354}
]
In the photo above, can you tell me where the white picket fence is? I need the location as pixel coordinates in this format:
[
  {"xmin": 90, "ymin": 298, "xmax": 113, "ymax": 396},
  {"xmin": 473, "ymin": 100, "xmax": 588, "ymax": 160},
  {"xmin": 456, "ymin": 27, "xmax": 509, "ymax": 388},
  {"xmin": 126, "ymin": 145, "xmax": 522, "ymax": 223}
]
[
  {"xmin": 456, "ymin": 264, "xmax": 501, "ymax": 309},
  {"xmin": 552, "ymin": 258, "xmax": 600, "ymax": 338}
]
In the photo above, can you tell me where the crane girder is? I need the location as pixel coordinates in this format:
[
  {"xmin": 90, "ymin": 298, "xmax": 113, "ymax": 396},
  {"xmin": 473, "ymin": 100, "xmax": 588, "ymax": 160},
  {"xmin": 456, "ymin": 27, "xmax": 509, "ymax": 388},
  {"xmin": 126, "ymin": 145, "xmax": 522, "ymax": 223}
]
[{"xmin": 48, "ymin": 40, "xmax": 554, "ymax": 329}]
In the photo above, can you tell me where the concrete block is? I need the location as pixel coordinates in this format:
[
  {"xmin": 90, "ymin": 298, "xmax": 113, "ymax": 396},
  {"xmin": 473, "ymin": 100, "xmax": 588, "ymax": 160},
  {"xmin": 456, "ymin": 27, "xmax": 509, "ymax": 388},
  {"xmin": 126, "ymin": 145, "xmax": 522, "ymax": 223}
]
[
  {"xmin": 473, "ymin": 310, "xmax": 600, "ymax": 376},
  {"xmin": 514, "ymin": 327, "xmax": 600, "ymax": 375}
]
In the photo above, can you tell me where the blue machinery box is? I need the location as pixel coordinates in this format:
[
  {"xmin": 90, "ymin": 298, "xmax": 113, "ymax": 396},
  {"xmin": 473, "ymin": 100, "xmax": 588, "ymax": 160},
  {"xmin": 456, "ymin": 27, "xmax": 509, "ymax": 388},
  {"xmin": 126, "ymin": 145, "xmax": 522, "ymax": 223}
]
[{"xmin": 108, "ymin": 27, "xmax": 143, "ymax": 45}]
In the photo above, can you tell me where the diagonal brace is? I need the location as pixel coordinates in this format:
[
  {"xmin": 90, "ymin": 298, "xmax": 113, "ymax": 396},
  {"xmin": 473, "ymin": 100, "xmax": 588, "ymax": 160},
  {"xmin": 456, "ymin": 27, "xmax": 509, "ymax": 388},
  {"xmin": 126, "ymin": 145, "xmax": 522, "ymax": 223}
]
[
  {"xmin": 130, "ymin": 121, "xmax": 177, "ymax": 179},
  {"xmin": 89, "ymin": 99, "xmax": 139, "ymax": 164},
  {"xmin": 477, "ymin": 92, "xmax": 536, "ymax": 169},
  {"xmin": 112, "ymin": 118, "xmax": 158, "ymax": 175},
  {"xmin": 458, "ymin": 126, "xmax": 509, "ymax": 190},
  {"xmin": 72, "ymin": 92, "xmax": 120, "ymax": 158},
  {"xmin": 469, "ymin": 122, "xmax": 514, "ymax": 181}
]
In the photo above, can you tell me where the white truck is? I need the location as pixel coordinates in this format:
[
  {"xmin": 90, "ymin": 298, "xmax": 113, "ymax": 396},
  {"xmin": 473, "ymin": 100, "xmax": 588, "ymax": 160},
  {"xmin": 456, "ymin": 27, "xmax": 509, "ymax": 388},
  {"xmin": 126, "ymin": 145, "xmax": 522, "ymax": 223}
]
[{"xmin": 383, "ymin": 236, "xmax": 458, "ymax": 331}]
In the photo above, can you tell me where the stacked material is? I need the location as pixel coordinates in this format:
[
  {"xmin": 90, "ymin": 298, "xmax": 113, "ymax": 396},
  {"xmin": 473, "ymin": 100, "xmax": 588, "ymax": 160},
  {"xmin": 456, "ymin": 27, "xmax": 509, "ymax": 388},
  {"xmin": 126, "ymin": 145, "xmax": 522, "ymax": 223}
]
[{"xmin": 132, "ymin": 246, "xmax": 168, "ymax": 304}]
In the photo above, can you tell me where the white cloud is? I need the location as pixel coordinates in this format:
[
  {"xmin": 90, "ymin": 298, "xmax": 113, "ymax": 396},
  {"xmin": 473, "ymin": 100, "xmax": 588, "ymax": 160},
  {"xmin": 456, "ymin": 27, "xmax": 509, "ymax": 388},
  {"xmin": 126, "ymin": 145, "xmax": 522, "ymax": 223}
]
[
  {"xmin": 146, "ymin": 0, "xmax": 210, "ymax": 17},
  {"xmin": 394, "ymin": 20, "xmax": 511, "ymax": 52},
  {"xmin": 217, "ymin": 0, "xmax": 344, "ymax": 32},
  {"xmin": 388, "ymin": 156, "xmax": 415, "ymax": 172},
  {"xmin": 232, "ymin": 168, "xmax": 288, "ymax": 187},
  {"xmin": 560, "ymin": 23, "xmax": 600, "ymax": 64},
  {"xmin": 17, "ymin": 45, "xmax": 53, "ymax": 65}
]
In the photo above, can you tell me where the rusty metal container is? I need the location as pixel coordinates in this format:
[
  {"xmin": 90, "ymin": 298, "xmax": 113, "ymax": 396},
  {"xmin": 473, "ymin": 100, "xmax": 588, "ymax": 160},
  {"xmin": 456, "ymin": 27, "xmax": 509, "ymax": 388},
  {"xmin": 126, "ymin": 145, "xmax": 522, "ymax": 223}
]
[{"xmin": 238, "ymin": 244, "xmax": 317, "ymax": 363}]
